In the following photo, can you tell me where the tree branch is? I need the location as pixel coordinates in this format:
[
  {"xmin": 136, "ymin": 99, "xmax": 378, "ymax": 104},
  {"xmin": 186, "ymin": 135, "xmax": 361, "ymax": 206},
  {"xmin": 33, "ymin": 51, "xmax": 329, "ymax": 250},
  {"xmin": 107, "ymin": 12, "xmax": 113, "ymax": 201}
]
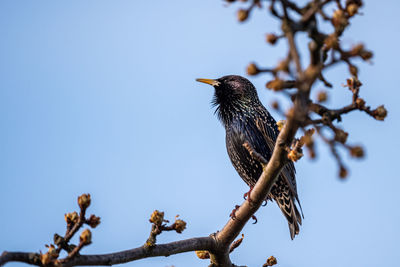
[{"xmin": 1, "ymin": 237, "xmax": 215, "ymax": 267}]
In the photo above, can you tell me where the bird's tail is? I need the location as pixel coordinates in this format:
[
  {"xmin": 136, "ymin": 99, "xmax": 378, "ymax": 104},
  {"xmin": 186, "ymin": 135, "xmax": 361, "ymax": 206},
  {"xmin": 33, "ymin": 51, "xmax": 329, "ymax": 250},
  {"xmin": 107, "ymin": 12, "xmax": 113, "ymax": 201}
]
[{"xmin": 275, "ymin": 190, "xmax": 302, "ymax": 240}]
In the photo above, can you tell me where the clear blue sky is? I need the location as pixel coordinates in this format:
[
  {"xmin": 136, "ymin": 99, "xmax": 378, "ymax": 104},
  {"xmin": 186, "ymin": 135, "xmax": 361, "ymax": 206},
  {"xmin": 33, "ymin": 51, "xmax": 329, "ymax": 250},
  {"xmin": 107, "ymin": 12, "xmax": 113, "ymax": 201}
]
[{"xmin": 0, "ymin": 1, "xmax": 399, "ymax": 267}]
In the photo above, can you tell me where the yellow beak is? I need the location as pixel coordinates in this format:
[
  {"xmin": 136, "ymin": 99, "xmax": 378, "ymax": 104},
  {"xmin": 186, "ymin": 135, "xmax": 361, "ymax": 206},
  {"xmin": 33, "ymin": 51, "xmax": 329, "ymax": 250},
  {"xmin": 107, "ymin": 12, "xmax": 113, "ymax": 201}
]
[{"xmin": 196, "ymin": 78, "xmax": 220, "ymax": 86}]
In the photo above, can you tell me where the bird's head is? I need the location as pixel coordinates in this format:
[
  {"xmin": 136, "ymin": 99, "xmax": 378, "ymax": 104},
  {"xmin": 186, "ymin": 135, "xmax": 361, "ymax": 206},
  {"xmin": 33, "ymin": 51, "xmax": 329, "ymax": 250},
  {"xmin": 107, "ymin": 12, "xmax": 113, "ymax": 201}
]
[{"xmin": 196, "ymin": 75, "xmax": 260, "ymax": 123}]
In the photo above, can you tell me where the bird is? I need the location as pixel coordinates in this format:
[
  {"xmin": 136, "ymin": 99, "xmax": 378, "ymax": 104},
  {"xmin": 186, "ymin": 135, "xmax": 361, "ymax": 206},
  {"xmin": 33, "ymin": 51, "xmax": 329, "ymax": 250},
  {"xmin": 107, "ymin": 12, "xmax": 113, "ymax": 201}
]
[{"xmin": 196, "ymin": 75, "xmax": 302, "ymax": 239}]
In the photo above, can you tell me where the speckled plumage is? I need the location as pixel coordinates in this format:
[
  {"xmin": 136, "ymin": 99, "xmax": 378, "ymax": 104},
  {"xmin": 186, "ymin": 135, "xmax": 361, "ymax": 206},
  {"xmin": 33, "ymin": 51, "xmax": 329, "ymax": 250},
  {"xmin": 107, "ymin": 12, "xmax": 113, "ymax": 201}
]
[{"xmin": 200, "ymin": 75, "xmax": 302, "ymax": 239}]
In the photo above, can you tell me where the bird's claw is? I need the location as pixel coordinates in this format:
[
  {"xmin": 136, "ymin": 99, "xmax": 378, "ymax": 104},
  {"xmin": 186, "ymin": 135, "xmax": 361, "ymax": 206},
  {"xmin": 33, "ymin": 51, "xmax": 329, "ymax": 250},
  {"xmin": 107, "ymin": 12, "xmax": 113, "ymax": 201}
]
[
  {"xmin": 243, "ymin": 186, "xmax": 254, "ymax": 203},
  {"xmin": 251, "ymin": 215, "xmax": 258, "ymax": 224},
  {"xmin": 230, "ymin": 205, "xmax": 240, "ymax": 220},
  {"xmin": 262, "ymin": 199, "xmax": 268, "ymax": 206}
]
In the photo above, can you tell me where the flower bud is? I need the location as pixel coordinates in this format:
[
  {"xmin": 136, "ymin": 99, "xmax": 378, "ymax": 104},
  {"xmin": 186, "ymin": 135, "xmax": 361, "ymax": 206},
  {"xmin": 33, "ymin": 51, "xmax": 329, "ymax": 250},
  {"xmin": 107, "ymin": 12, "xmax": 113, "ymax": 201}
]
[
  {"xmin": 324, "ymin": 34, "xmax": 339, "ymax": 50},
  {"xmin": 349, "ymin": 65, "xmax": 358, "ymax": 77},
  {"xmin": 174, "ymin": 219, "xmax": 187, "ymax": 233},
  {"xmin": 65, "ymin": 211, "xmax": 79, "ymax": 224},
  {"xmin": 264, "ymin": 256, "xmax": 277, "ymax": 266},
  {"xmin": 149, "ymin": 210, "xmax": 164, "ymax": 225},
  {"xmin": 276, "ymin": 120, "xmax": 285, "ymax": 132},
  {"xmin": 40, "ymin": 253, "xmax": 51, "ymax": 266},
  {"xmin": 334, "ymin": 129, "xmax": 349, "ymax": 144},
  {"xmin": 360, "ymin": 50, "xmax": 373, "ymax": 61},
  {"xmin": 271, "ymin": 101, "xmax": 279, "ymax": 110},
  {"xmin": 47, "ymin": 244, "xmax": 58, "ymax": 259},
  {"xmin": 346, "ymin": 3, "xmax": 359, "ymax": 17},
  {"xmin": 78, "ymin": 194, "xmax": 91, "ymax": 210},
  {"xmin": 41, "ymin": 245, "xmax": 59, "ymax": 265},
  {"xmin": 350, "ymin": 44, "xmax": 364, "ymax": 56},
  {"xmin": 80, "ymin": 229, "xmax": 92, "ymax": 245},
  {"xmin": 355, "ymin": 98, "xmax": 365, "ymax": 108},
  {"xmin": 332, "ymin": 9, "xmax": 348, "ymax": 33},
  {"xmin": 317, "ymin": 91, "xmax": 328, "ymax": 103},
  {"xmin": 350, "ymin": 146, "xmax": 364, "ymax": 158},
  {"xmin": 288, "ymin": 149, "xmax": 303, "ymax": 162},
  {"xmin": 87, "ymin": 215, "xmax": 101, "ymax": 228},
  {"xmin": 266, "ymin": 78, "xmax": 285, "ymax": 91},
  {"xmin": 266, "ymin": 33, "xmax": 278, "ymax": 45},
  {"xmin": 246, "ymin": 63, "xmax": 259, "ymax": 75},
  {"xmin": 339, "ymin": 166, "xmax": 348, "ymax": 179},
  {"xmin": 237, "ymin": 9, "xmax": 249, "ymax": 22},
  {"xmin": 372, "ymin": 105, "xmax": 387, "ymax": 121},
  {"xmin": 195, "ymin": 250, "xmax": 210, "ymax": 259}
]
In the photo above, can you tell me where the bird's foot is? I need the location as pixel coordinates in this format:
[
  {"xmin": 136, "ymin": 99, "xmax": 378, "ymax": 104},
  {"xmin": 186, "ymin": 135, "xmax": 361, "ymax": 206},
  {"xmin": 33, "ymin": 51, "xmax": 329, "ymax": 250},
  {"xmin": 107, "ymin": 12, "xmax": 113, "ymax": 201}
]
[
  {"xmin": 230, "ymin": 205, "xmax": 240, "ymax": 220},
  {"xmin": 262, "ymin": 199, "xmax": 268, "ymax": 206},
  {"xmin": 243, "ymin": 186, "xmax": 254, "ymax": 203},
  {"xmin": 251, "ymin": 215, "xmax": 258, "ymax": 224}
]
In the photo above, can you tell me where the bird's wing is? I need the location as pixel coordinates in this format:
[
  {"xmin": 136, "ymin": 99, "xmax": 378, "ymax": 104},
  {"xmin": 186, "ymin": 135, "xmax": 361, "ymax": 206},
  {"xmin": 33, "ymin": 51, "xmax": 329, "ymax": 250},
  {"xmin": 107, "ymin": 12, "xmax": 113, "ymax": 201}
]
[
  {"xmin": 254, "ymin": 109, "xmax": 302, "ymax": 215},
  {"xmin": 227, "ymin": 113, "xmax": 303, "ymax": 220},
  {"xmin": 226, "ymin": 119, "xmax": 269, "ymax": 186},
  {"xmin": 228, "ymin": 114, "xmax": 278, "ymax": 172}
]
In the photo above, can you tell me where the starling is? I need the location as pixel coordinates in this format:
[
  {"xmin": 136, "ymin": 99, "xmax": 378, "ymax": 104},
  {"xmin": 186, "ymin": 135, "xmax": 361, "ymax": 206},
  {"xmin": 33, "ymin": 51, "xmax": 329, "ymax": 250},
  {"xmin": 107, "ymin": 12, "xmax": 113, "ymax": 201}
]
[{"xmin": 197, "ymin": 75, "xmax": 302, "ymax": 239}]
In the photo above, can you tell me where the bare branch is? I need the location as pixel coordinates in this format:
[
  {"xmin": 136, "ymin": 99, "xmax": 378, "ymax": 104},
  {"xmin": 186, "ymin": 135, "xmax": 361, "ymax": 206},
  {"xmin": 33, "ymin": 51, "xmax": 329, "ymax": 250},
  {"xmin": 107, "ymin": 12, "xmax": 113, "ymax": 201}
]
[
  {"xmin": 1, "ymin": 237, "xmax": 215, "ymax": 267},
  {"xmin": 243, "ymin": 142, "xmax": 268, "ymax": 165}
]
